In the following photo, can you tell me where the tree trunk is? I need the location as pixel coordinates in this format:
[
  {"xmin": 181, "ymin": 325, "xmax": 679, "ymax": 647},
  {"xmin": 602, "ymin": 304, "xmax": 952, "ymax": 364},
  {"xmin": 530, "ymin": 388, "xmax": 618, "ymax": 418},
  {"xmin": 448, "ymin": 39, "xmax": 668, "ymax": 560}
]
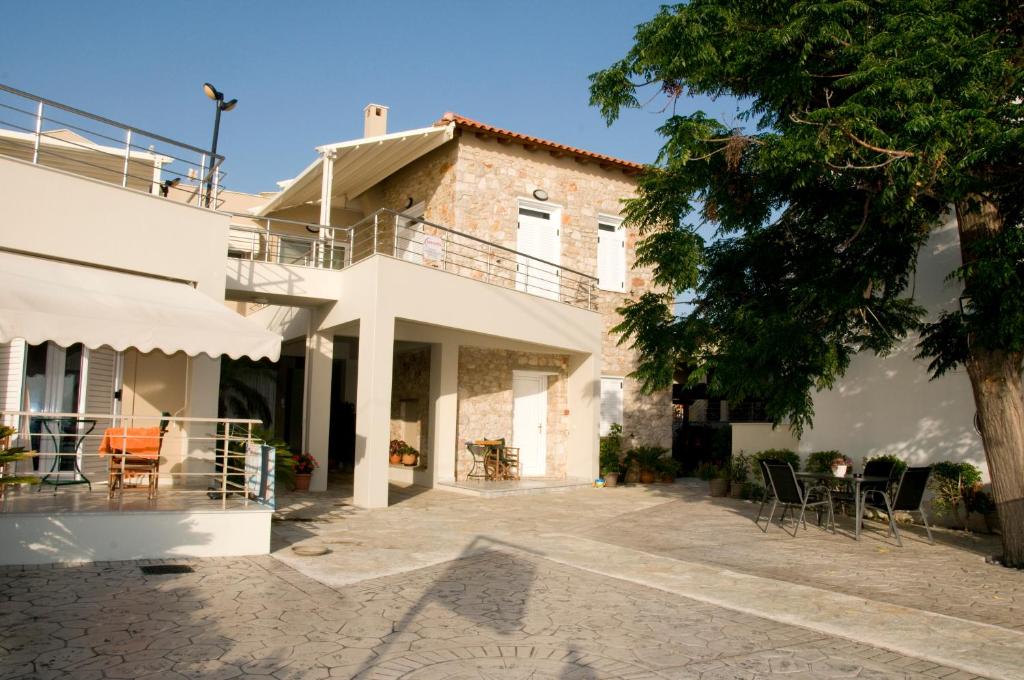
[{"xmin": 956, "ymin": 199, "xmax": 1024, "ymax": 567}]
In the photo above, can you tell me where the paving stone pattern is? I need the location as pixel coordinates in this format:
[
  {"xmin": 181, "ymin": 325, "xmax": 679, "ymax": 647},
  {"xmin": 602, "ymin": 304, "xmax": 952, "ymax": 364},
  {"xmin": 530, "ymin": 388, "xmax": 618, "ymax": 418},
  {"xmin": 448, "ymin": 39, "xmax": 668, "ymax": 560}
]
[{"xmin": 0, "ymin": 552, "xmax": 984, "ymax": 680}]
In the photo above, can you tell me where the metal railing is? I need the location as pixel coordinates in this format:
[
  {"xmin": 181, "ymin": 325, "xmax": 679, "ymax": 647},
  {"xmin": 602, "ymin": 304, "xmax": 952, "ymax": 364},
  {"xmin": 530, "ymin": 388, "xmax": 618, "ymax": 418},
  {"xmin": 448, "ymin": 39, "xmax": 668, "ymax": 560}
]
[
  {"xmin": 0, "ymin": 411, "xmax": 272, "ymax": 510},
  {"xmin": 226, "ymin": 208, "xmax": 599, "ymax": 311},
  {"xmin": 227, "ymin": 213, "xmax": 351, "ymax": 270},
  {"xmin": 0, "ymin": 83, "xmax": 224, "ymax": 208}
]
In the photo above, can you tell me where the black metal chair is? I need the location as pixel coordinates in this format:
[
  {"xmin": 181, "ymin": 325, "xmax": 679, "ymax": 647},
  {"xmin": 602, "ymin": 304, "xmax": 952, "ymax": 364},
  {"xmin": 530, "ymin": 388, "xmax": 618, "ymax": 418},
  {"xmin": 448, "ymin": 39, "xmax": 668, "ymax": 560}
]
[
  {"xmin": 863, "ymin": 466, "xmax": 934, "ymax": 546},
  {"xmin": 833, "ymin": 458, "xmax": 898, "ymax": 513},
  {"xmin": 762, "ymin": 462, "xmax": 834, "ymax": 536},
  {"xmin": 754, "ymin": 457, "xmax": 782, "ymax": 529}
]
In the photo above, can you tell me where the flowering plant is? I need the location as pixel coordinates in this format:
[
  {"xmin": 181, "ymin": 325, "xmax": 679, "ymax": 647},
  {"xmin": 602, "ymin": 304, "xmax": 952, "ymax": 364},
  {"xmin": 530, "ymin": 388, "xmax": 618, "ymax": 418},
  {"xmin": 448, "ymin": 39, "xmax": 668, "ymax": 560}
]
[{"xmin": 292, "ymin": 452, "xmax": 319, "ymax": 475}]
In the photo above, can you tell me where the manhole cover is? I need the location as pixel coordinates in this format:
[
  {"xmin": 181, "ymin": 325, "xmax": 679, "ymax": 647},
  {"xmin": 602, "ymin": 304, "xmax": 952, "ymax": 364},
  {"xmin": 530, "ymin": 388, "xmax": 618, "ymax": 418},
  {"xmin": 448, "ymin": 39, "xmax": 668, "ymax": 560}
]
[
  {"xmin": 292, "ymin": 545, "xmax": 330, "ymax": 556},
  {"xmin": 139, "ymin": 565, "xmax": 194, "ymax": 575}
]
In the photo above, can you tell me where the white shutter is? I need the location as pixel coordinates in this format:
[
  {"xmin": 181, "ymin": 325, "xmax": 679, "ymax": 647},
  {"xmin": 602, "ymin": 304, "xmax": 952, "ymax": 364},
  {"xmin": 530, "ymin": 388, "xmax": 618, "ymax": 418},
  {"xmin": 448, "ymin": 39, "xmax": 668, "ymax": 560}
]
[
  {"xmin": 600, "ymin": 377, "xmax": 624, "ymax": 436},
  {"xmin": 597, "ymin": 220, "xmax": 625, "ymax": 292},
  {"xmin": 0, "ymin": 340, "xmax": 26, "ymax": 427},
  {"xmin": 517, "ymin": 205, "xmax": 560, "ymax": 300},
  {"xmin": 81, "ymin": 346, "xmax": 117, "ymax": 479}
]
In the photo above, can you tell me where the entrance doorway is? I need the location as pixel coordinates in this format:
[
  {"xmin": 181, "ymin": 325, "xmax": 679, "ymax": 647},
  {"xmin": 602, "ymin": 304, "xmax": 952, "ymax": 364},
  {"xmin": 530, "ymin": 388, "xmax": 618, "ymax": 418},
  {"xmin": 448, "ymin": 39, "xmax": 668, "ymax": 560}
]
[{"xmin": 512, "ymin": 371, "xmax": 548, "ymax": 477}]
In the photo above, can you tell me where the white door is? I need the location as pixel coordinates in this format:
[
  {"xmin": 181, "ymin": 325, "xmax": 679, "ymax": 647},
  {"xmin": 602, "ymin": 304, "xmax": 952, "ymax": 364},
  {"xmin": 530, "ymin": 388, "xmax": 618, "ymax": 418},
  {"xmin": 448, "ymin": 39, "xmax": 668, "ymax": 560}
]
[
  {"xmin": 512, "ymin": 372, "xmax": 548, "ymax": 477},
  {"xmin": 516, "ymin": 205, "xmax": 560, "ymax": 300},
  {"xmin": 396, "ymin": 202, "xmax": 425, "ymax": 263}
]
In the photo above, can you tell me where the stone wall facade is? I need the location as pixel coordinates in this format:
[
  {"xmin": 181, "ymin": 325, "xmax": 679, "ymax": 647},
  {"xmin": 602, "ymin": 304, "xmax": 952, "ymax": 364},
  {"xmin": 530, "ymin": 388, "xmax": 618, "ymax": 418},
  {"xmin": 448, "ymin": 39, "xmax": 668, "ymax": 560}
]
[{"xmin": 456, "ymin": 347, "xmax": 569, "ymax": 480}]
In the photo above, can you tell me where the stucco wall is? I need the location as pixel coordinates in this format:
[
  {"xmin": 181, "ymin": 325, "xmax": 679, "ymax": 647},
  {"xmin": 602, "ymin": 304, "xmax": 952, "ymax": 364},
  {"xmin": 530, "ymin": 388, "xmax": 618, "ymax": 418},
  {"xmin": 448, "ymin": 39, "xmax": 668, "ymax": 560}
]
[
  {"xmin": 456, "ymin": 346, "xmax": 569, "ymax": 480},
  {"xmin": 801, "ymin": 217, "xmax": 986, "ymax": 479}
]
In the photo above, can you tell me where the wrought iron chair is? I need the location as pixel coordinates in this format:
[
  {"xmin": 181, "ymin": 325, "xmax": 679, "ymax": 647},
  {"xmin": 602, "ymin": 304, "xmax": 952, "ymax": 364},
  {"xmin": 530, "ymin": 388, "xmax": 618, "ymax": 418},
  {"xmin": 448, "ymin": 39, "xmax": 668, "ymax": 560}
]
[
  {"xmin": 763, "ymin": 462, "xmax": 835, "ymax": 536},
  {"xmin": 862, "ymin": 466, "xmax": 934, "ymax": 546},
  {"xmin": 754, "ymin": 457, "xmax": 782, "ymax": 530},
  {"xmin": 465, "ymin": 439, "xmax": 502, "ymax": 480}
]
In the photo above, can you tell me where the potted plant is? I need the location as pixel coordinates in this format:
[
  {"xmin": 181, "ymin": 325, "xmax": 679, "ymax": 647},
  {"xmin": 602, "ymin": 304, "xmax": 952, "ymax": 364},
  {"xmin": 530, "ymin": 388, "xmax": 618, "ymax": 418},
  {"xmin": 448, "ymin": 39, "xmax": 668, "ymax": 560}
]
[
  {"xmin": 830, "ymin": 453, "xmax": 853, "ymax": 477},
  {"xmin": 0, "ymin": 425, "xmax": 36, "ymax": 501},
  {"xmin": 657, "ymin": 457, "xmax": 681, "ymax": 483},
  {"xmin": 628, "ymin": 446, "xmax": 669, "ymax": 484},
  {"xmin": 931, "ymin": 461, "xmax": 983, "ymax": 529},
  {"xmin": 697, "ymin": 462, "xmax": 729, "ymax": 496},
  {"xmin": 729, "ymin": 453, "xmax": 749, "ymax": 497},
  {"xmin": 965, "ymin": 485, "xmax": 1000, "ymax": 534},
  {"xmin": 401, "ymin": 444, "xmax": 419, "ymax": 467},
  {"xmin": 600, "ymin": 423, "xmax": 624, "ymax": 487},
  {"xmin": 389, "ymin": 439, "xmax": 405, "ymax": 466},
  {"xmin": 291, "ymin": 452, "xmax": 318, "ymax": 491}
]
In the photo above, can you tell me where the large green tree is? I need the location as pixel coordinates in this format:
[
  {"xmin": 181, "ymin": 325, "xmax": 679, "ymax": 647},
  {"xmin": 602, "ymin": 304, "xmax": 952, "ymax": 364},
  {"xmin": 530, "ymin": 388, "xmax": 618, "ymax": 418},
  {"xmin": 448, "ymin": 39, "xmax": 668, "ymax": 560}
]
[{"xmin": 590, "ymin": 0, "xmax": 1024, "ymax": 565}]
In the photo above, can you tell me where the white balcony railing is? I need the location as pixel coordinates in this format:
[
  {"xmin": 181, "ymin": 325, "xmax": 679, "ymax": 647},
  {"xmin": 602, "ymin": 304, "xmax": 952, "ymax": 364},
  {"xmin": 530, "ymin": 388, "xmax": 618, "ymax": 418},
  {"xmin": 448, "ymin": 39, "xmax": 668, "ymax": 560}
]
[
  {"xmin": 226, "ymin": 208, "xmax": 599, "ymax": 311},
  {"xmin": 0, "ymin": 411, "xmax": 272, "ymax": 511},
  {"xmin": 0, "ymin": 83, "xmax": 224, "ymax": 208}
]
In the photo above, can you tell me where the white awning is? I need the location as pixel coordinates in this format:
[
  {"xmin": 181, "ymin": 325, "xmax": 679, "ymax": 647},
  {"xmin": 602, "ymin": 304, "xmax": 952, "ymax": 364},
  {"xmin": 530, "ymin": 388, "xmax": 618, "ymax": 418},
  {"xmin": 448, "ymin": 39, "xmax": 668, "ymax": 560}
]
[
  {"xmin": 0, "ymin": 251, "xmax": 281, "ymax": 361},
  {"xmin": 255, "ymin": 123, "xmax": 456, "ymax": 216}
]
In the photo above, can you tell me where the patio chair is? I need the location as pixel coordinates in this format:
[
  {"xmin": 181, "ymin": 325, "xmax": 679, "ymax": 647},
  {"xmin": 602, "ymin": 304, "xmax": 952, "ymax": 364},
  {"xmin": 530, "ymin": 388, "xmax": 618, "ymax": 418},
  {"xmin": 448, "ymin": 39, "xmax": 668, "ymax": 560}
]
[
  {"xmin": 762, "ymin": 462, "xmax": 835, "ymax": 537},
  {"xmin": 832, "ymin": 458, "xmax": 898, "ymax": 514},
  {"xmin": 465, "ymin": 439, "xmax": 503, "ymax": 480},
  {"xmin": 500, "ymin": 446, "xmax": 520, "ymax": 480},
  {"xmin": 754, "ymin": 457, "xmax": 782, "ymax": 529},
  {"xmin": 862, "ymin": 465, "xmax": 934, "ymax": 547},
  {"xmin": 105, "ymin": 415, "xmax": 169, "ymax": 500}
]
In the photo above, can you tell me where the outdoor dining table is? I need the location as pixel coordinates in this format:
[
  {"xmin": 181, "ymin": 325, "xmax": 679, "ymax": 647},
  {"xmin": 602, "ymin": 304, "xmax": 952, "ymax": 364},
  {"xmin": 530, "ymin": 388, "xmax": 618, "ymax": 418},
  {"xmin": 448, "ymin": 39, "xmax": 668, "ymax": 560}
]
[{"xmin": 795, "ymin": 472, "xmax": 891, "ymax": 540}]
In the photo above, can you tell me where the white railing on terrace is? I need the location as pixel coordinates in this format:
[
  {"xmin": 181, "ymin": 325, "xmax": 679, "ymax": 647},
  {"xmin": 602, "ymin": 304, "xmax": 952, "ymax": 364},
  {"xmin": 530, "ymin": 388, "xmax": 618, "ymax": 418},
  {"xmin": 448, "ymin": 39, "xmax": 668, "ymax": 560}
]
[
  {"xmin": 227, "ymin": 208, "xmax": 599, "ymax": 311},
  {"xmin": 0, "ymin": 83, "xmax": 224, "ymax": 208},
  {"xmin": 0, "ymin": 411, "xmax": 273, "ymax": 511}
]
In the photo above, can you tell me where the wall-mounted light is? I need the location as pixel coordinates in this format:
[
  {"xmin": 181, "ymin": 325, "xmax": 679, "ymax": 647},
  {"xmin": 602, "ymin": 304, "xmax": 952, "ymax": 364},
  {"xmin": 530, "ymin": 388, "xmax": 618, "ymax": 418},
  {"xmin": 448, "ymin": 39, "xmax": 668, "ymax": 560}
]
[
  {"xmin": 532, "ymin": 189, "xmax": 548, "ymax": 201},
  {"xmin": 405, "ymin": 196, "xmax": 415, "ymax": 209}
]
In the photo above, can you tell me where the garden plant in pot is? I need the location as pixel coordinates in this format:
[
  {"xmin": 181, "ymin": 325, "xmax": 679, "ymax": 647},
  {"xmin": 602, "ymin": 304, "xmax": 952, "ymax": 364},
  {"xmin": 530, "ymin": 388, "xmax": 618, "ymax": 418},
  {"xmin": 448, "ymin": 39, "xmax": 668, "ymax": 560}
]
[
  {"xmin": 657, "ymin": 457, "xmax": 682, "ymax": 483},
  {"xmin": 291, "ymin": 452, "xmax": 318, "ymax": 491},
  {"xmin": 697, "ymin": 462, "xmax": 729, "ymax": 497},
  {"xmin": 389, "ymin": 439, "xmax": 405, "ymax": 465},
  {"xmin": 729, "ymin": 453, "xmax": 749, "ymax": 498},
  {"xmin": 627, "ymin": 446, "xmax": 670, "ymax": 484},
  {"xmin": 600, "ymin": 423, "xmax": 624, "ymax": 486},
  {"xmin": 401, "ymin": 443, "xmax": 419, "ymax": 467}
]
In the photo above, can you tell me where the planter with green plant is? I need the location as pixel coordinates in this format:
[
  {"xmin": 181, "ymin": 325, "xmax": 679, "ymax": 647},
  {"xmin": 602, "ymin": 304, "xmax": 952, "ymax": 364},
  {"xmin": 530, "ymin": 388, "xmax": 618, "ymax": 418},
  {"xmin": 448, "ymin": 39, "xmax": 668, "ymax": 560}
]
[
  {"xmin": 0, "ymin": 426, "xmax": 36, "ymax": 500},
  {"xmin": 600, "ymin": 423, "xmax": 624, "ymax": 486},
  {"xmin": 805, "ymin": 450, "xmax": 853, "ymax": 476},
  {"xmin": 697, "ymin": 461, "xmax": 729, "ymax": 496},
  {"xmin": 729, "ymin": 453, "xmax": 749, "ymax": 497},
  {"xmin": 389, "ymin": 439, "xmax": 405, "ymax": 465},
  {"xmin": 864, "ymin": 453, "xmax": 908, "ymax": 480},
  {"xmin": 625, "ymin": 445, "xmax": 670, "ymax": 484},
  {"xmin": 753, "ymin": 449, "xmax": 801, "ymax": 472},
  {"xmin": 657, "ymin": 456, "xmax": 682, "ymax": 483},
  {"xmin": 965, "ymin": 485, "xmax": 1000, "ymax": 534},
  {"xmin": 931, "ymin": 461, "xmax": 983, "ymax": 530}
]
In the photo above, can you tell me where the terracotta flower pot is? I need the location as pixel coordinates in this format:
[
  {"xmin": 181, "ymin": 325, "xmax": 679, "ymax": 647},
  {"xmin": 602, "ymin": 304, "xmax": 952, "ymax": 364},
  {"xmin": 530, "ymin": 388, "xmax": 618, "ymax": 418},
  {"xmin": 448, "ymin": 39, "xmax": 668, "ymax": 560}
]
[
  {"xmin": 729, "ymin": 481, "xmax": 745, "ymax": 498},
  {"xmin": 709, "ymin": 478, "xmax": 729, "ymax": 497},
  {"xmin": 294, "ymin": 473, "xmax": 311, "ymax": 491},
  {"xmin": 604, "ymin": 472, "xmax": 619, "ymax": 487},
  {"xmin": 639, "ymin": 470, "xmax": 656, "ymax": 484},
  {"xmin": 402, "ymin": 452, "xmax": 418, "ymax": 466},
  {"xmin": 389, "ymin": 453, "xmax": 402, "ymax": 465}
]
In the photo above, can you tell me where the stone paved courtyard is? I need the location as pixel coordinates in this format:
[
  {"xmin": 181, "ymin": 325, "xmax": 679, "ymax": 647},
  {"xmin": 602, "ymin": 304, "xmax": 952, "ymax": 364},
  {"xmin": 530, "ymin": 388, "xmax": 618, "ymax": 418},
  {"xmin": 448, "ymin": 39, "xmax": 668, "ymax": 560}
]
[{"xmin": 2, "ymin": 479, "xmax": 1023, "ymax": 679}]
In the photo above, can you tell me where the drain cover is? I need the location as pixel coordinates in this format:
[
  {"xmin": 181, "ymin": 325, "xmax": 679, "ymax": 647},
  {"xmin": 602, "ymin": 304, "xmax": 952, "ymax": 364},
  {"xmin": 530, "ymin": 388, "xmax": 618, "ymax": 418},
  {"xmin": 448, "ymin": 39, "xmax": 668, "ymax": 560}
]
[
  {"xmin": 292, "ymin": 545, "xmax": 330, "ymax": 557},
  {"xmin": 139, "ymin": 565, "xmax": 194, "ymax": 575}
]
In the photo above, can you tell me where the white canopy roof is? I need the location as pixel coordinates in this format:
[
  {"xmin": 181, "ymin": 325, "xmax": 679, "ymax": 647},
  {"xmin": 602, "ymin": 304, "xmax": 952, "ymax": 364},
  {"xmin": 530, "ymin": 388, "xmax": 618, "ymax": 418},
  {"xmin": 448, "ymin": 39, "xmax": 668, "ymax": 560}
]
[
  {"xmin": 255, "ymin": 123, "xmax": 456, "ymax": 216},
  {"xmin": 0, "ymin": 251, "xmax": 281, "ymax": 361}
]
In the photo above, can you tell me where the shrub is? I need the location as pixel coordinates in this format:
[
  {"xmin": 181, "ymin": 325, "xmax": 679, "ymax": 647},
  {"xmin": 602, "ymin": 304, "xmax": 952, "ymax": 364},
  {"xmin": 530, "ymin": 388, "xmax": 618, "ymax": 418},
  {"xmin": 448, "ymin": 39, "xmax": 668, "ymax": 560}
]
[
  {"xmin": 865, "ymin": 453, "xmax": 908, "ymax": 478},
  {"xmin": 931, "ymin": 461, "xmax": 984, "ymax": 528},
  {"xmin": 657, "ymin": 457, "xmax": 682, "ymax": 477},
  {"xmin": 730, "ymin": 452, "xmax": 751, "ymax": 483},
  {"xmin": 805, "ymin": 450, "xmax": 851, "ymax": 473},
  {"xmin": 599, "ymin": 423, "xmax": 624, "ymax": 475},
  {"xmin": 753, "ymin": 449, "xmax": 800, "ymax": 472}
]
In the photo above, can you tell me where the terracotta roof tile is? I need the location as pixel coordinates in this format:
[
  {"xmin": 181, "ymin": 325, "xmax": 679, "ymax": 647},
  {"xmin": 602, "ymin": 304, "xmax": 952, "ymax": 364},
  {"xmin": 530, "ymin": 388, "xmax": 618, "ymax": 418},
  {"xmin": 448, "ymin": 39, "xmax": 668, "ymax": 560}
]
[{"xmin": 435, "ymin": 112, "xmax": 644, "ymax": 173}]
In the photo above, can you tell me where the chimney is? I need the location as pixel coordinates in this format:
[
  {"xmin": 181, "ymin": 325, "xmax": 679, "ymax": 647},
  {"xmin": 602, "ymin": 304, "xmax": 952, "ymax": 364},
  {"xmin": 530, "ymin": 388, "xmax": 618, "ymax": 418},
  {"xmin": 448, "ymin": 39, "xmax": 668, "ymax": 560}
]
[{"xmin": 363, "ymin": 103, "xmax": 389, "ymax": 137}]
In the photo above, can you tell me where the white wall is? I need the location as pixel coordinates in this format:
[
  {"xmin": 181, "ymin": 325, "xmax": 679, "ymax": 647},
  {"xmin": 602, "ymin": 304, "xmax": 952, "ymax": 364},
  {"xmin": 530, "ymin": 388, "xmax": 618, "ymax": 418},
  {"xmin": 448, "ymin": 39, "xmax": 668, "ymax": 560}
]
[
  {"xmin": 732, "ymin": 423, "xmax": 800, "ymax": 457},
  {"xmin": 801, "ymin": 217, "xmax": 986, "ymax": 478}
]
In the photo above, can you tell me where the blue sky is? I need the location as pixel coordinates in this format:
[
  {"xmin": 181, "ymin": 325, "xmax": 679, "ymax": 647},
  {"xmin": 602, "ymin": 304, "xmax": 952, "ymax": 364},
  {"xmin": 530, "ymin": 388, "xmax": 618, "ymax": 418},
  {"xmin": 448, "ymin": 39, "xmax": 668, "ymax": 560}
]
[{"xmin": 1, "ymin": 1, "xmax": 746, "ymax": 194}]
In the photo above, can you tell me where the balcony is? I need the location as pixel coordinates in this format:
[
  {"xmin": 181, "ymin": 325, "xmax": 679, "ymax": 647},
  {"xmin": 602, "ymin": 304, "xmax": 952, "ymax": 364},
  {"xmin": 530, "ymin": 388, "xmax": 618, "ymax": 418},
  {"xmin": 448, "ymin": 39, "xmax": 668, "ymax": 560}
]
[{"xmin": 226, "ymin": 208, "xmax": 598, "ymax": 311}]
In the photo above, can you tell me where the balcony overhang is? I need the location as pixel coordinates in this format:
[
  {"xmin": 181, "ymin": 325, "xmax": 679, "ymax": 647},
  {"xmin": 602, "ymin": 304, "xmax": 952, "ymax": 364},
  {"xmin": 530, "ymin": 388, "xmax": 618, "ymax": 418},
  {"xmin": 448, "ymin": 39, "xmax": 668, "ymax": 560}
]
[{"xmin": 254, "ymin": 123, "xmax": 456, "ymax": 216}]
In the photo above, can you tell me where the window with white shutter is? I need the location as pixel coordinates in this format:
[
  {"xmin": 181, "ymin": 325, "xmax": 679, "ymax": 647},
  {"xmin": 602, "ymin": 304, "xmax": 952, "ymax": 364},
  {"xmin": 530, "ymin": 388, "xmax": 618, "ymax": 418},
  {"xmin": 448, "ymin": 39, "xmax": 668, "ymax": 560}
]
[
  {"xmin": 597, "ymin": 216, "xmax": 625, "ymax": 292},
  {"xmin": 600, "ymin": 376, "xmax": 624, "ymax": 436}
]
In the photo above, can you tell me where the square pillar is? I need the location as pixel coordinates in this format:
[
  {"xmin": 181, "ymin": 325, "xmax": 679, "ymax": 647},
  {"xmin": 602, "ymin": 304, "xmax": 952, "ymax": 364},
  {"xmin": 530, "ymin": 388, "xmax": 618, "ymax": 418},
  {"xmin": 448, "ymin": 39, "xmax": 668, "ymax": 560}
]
[
  {"xmin": 566, "ymin": 351, "xmax": 600, "ymax": 480},
  {"xmin": 429, "ymin": 341, "xmax": 459, "ymax": 485},
  {"xmin": 353, "ymin": 313, "xmax": 395, "ymax": 508},
  {"xmin": 183, "ymin": 354, "xmax": 220, "ymax": 487},
  {"xmin": 304, "ymin": 331, "xmax": 333, "ymax": 492}
]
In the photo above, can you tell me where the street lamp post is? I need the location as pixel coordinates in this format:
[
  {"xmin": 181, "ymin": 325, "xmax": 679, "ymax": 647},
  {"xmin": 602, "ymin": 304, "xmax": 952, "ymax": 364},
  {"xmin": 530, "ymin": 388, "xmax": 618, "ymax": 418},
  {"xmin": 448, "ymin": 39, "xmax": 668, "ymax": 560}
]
[{"xmin": 202, "ymin": 82, "xmax": 237, "ymax": 207}]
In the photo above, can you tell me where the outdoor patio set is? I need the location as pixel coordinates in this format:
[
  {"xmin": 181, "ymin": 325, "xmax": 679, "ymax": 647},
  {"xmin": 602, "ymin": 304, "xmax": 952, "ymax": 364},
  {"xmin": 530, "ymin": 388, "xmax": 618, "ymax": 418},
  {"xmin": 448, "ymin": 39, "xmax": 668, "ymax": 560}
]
[
  {"xmin": 464, "ymin": 439, "xmax": 521, "ymax": 481},
  {"xmin": 754, "ymin": 458, "xmax": 934, "ymax": 546}
]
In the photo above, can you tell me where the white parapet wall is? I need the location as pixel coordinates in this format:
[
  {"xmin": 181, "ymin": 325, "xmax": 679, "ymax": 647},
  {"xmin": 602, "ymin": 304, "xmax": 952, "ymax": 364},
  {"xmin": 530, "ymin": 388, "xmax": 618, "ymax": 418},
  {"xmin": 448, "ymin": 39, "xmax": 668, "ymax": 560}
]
[{"xmin": 0, "ymin": 507, "xmax": 273, "ymax": 566}]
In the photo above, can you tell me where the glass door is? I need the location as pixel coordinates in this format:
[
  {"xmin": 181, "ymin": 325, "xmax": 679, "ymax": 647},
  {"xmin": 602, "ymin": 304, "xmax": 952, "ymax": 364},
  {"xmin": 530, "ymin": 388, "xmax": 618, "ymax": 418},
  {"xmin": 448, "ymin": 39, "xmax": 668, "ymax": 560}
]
[{"xmin": 24, "ymin": 342, "xmax": 85, "ymax": 477}]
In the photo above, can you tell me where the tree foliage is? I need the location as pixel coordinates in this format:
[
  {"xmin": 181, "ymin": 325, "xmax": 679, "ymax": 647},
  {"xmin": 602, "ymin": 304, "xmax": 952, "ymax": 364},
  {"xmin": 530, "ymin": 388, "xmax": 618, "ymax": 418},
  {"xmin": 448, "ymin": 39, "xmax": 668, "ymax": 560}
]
[{"xmin": 589, "ymin": 0, "xmax": 1024, "ymax": 433}]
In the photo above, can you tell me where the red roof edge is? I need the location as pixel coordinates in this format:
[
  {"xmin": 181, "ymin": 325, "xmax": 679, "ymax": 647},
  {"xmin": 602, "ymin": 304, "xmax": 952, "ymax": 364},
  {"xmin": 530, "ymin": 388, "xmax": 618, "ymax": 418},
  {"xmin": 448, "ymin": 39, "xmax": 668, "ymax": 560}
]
[{"xmin": 435, "ymin": 112, "xmax": 644, "ymax": 173}]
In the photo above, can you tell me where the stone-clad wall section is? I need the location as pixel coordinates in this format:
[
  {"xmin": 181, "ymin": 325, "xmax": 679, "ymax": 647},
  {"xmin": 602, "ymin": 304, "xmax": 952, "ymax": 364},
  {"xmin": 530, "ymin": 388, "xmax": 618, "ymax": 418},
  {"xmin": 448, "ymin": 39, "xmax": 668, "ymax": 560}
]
[
  {"xmin": 456, "ymin": 347, "xmax": 568, "ymax": 480},
  {"xmin": 390, "ymin": 348, "xmax": 431, "ymax": 464}
]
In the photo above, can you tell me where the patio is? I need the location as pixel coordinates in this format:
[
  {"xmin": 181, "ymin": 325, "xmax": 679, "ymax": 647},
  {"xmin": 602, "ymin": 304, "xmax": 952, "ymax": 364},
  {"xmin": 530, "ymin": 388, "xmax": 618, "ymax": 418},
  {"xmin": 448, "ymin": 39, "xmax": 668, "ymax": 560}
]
[{"xmin": 3, "ymin": 479, "xmax": 1022, "ymax": 679}]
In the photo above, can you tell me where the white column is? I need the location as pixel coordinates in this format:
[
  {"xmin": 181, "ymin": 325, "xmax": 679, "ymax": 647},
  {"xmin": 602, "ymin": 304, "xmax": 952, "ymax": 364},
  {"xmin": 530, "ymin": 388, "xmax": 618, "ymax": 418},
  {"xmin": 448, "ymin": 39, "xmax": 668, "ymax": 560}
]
[
  {"xmin": 318, "ymin": 151, "xmax": 335, "ymax": 268},
  {"xmin": 353, "ymin": 313, "xmax": 394, "ymax": 508},
  {"xmin": 304, "ymin": 329, "xmax": 333, "ymax": 492},
  {"xmin": 429, "ymin": 341, "xmax": 459, "ymax": 484},
  {"xmin": 566, "ymin": 351, "xmax": 601, "ymax": 480},
  {"xmin": 183, "ymin": 354, "xmax": 221, "ymax": 487}
]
